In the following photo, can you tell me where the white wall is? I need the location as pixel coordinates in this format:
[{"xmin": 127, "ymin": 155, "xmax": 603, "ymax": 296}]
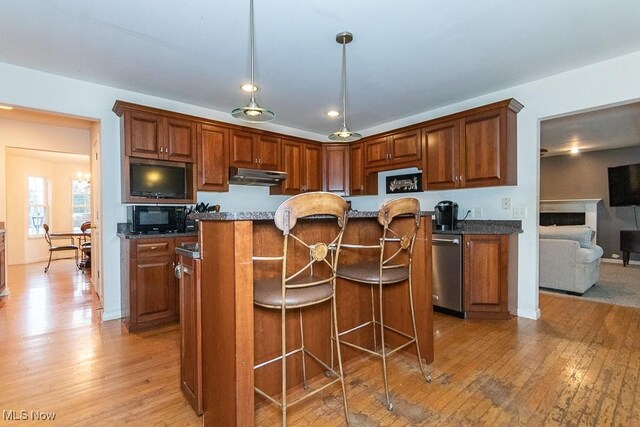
[{"xmin": 1, "ymin": 49, "xmax": 639, "ymax": 320}]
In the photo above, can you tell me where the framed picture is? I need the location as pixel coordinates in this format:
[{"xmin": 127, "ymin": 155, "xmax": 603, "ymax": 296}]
[{"xmin": 386, "ymin": 173, "xmax": 422, "ymax": 194}]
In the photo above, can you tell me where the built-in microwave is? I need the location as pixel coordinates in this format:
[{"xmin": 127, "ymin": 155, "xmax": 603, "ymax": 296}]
[{"xmin": 127, "ymin": 205, "xmax": 186, "ymax": 234}]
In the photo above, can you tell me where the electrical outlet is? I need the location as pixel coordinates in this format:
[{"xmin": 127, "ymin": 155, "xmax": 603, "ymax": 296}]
[
  {"xmin": 474, "ymin": 207, "xmax": 483, "ymax": 218},
  {"xmin": 513, "ymin": 207, "xmax": 527, "ymax": 219},
  {"xmin": 502, "ymin": 198, "xmax": 511, "ymax": 210}
]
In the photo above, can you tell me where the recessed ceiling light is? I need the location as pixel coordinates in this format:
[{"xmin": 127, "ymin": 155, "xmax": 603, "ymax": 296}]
[
  {"xmin": 570, "ymin": 147, "xmax": 580, "ymax": 154},
  {"xmin": 0, "ymin": 105, "xmax": 14, "ymax": 110},
  {"xmin": 325, "ymin": 110, "xmax": 340, "ymax": 118},
  {"xmin": 240, "ymin": 84, "xmax": 257, "ymax": 93}
]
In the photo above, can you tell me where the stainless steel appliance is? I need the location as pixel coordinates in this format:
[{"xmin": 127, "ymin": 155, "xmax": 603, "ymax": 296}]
[
  {"xmin": 432, "ymin": 233, "xmax": 464, "ymax": 317},
  {"xmin": 434, "ymin": 201, "xmax": 458, "ymax": 231},
  {"xmin": 127, "ymin": 205, "xmax": 186, "ymax": 234},
  {"xmin": 228, "ymin": 167, "xmax": 287, "ymax": 186}
]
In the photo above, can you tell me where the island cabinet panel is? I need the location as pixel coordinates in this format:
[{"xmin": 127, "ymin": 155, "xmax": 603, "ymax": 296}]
[
  {"xmin": 322, "ymin": 144, "xmax": 349, "ymax": 195},
  {"xmin": 178, "ymin": 255, "xmax": 202, "ymax": 415},
  {"xmin": 0, "ymin": 231, "xmax": 5, "ymax": 296},
  {"xmin": 197, "ymin": 215, "xmax": 433, "ymax": 425},
  {"xmin": 197, "ymin": 123, "xmax": 229, "ymax": 191},
  {"xmin": 463, "ymin": 234, "xmax": 510, "ymax": 319},
  {"xmin": 230, "ymin": 130, "xmax": 281, "ymax": 170},
  {"xmin": 423, "ymin": 119, "xmax": 461, "ymax": 190}
]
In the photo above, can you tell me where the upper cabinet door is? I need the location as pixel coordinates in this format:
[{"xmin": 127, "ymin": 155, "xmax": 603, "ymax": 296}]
[
  {"xmin": 126, "ymin": 110, "xmax": 164, "ymax": 159},
  {"xmin": 229, "ymin": 130, "xmax": 257, "ymax": 169},
  {"xmin": 423, "ymin": 120, "xmax": 461, "ymax": 190},
  {"xmin": 462, "ymin": 108, "xmax": 506, "ymax": 188},
  {"xmin": 389, "ymin": 130, "xmax": 421, "ymax": 165},
  {"xmin": 349, "ymin": 142, "xmax": 365, "ymax": 196},
  {"xmin": 303, "ymin": 143, "xmax": 322, "ymax": 192},
  {"xmin": 197, "ymin": 123, "xmax": 229, "ymax": 191},
  {"xmin": 165, "ymin": 117, "xmax": 196, "ymax": 162},
  {"xmin": 323, "ymin": 144, "xmax": 349, "ymax": 195},
  {"xmin": 364, "ymin": 136, "xmax": 390, "ymax": 169},
  {"xmin": 280, "ymin": 139, "xmax": 303, "ymax": 195},
  {"xmin": 256, "ymin": 135, "xmax": 281, "ymax": 170}
]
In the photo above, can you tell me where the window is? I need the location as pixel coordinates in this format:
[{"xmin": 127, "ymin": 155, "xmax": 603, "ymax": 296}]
[
  {"xmin": 28, "ymin": 176, "xmax": 48, "ymax": 236},
  {"xmin": 72, "ymin": 180, "xmax": 91, "ymax": 231}
]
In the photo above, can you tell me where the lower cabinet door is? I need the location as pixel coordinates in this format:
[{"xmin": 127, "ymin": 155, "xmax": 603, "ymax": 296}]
[
  {"xmin": 135, "ymin": 255, "xmax": 177, "ymax": 324},
  {"xmin": 463, "ymin": 234, "xmax": 510, "ymax": 319},
  {"xmin": 179, "ymin": 257, "xmax": 202, "ymax": 415}
]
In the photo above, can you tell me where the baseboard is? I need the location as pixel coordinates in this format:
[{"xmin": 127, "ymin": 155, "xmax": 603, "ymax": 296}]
[
  {"xmin": 601, "ymin": 258, "xmax": 640, "ymax": 266},
  {"xmin": 517, "ymin": 307, "xmax": 541, "ymax": 320}
]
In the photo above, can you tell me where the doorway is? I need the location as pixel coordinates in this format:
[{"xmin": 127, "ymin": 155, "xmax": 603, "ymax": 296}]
[{"xmin": 0, "ymin": 107, "xmax": 103, "ymax": 315}]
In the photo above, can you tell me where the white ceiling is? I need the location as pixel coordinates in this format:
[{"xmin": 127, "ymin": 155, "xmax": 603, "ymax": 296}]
[
  {"xmin": 1, "ymin": 1, "xmax": 640, "ymax": 138},
  {"xmin": 541, "ymin": 102, "xmax": 640, "ymax": 157}
]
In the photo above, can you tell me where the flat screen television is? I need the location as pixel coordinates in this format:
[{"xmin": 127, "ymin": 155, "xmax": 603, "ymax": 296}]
[
  {"xmin": 130, "ymin": 162, "xmax": 186, "ymax": 199},
  {"xmin": 608, "ymin": 163, "xmax": 640, "ymax": 207}
]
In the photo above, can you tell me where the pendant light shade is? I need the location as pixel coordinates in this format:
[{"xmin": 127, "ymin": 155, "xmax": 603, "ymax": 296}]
[
  {"xmin": 329, "ymin": 32, "xmax": 361, "ymax": 142},
  {"xmin": 231, "ymin": 0, "xmax": 275, "ymax": 122}
]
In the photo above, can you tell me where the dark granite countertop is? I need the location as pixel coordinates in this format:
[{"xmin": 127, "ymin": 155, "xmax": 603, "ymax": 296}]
[
  {"xmin": 432, "ymin": 220, "xmax": 522, "ymax": 235},
  {"xmin": 116, "ymin": 223, "xmax": 198, "ymax": 240},
  {"xmin": 189, "ymin": 210, "xmax": 435, "ymax": 221}
]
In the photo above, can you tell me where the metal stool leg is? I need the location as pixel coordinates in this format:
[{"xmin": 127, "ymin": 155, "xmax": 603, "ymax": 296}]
[
  {"xmin": 407, "ymin": 275, "xmax": 431, "ymax": 383},
  {"xmin": 44, "ymin": 251, "xmax": 53, "ymax": 273},
  {"xmin": 332, "ymin": 293, "xmax": 351, "ymax": 426},
  {"xmin": 378, "ymin": 281, "xmax": 393, "ymax": 411}
]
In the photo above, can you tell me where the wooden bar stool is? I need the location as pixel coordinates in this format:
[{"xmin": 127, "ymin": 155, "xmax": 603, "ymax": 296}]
[
  {"xmin": 336, "ymin": 197, "xmax": 431, "ymax": 411},
  {"xmin": 253, "ymin": 192, "xmax": 351, "ymax": 426}
]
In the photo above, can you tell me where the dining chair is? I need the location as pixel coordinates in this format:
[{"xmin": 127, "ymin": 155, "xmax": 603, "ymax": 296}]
[
  {"xmin": 79, "ymin": 221, "xmax": 92, "ymax": 272},
  {"xmin": 43, "ymin": 224, "xmax": 79, "ymax": 273}
]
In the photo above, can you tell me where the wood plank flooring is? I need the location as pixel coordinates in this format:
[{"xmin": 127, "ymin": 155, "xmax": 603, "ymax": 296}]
[{"xmin": 0, "ymin": 260, "xmax": 638, "ymax": 426}]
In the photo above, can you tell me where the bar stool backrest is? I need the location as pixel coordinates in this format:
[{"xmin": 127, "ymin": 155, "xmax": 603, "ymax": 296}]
[
  {"xmin": 273, "ymin": 192, "xmax": 349, "ymax": 291},
  {"xmin": 378, "ymin": 197, "xmax": 421, "ymax": 270}
]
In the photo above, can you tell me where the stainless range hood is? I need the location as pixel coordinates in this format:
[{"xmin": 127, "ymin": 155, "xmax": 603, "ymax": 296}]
[{"xmin": 228, "ymin": 166, "xmax": 287, "ymax": 187}]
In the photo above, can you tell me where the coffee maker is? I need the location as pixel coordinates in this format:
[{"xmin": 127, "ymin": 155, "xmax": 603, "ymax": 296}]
[{"xmin": 434, "ymin": 201, "xmax": 458, "ymax": 230}]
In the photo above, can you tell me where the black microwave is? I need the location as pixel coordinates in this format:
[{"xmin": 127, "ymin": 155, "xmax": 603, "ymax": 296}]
[{"xmin": 127, "ymin": 206, "xmax": 186, "ymax": 234}]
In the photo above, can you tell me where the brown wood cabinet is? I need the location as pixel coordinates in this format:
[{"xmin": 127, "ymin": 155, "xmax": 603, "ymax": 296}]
[
  {"xmin": 364, "ymin": 130, "xmax": 421, "ymax": 171},
  {"xmin": 118, "ymin": 107, "xmax": 196, "ymax": 163},
  {"xmin": 177, "ymin": 254, "xmax": 202, "ymax": 415},
  {"xmin": 463, "ymin": 234, "xmax": 511, "ymax": 320},
  {"xmin": 349, "ymin": 142, "xmax": 366, "ymax": 195},
  {"xmin": 197, "ymin": 123, "xmax": 229, "ymax": 191},
  {"xmin": 423, "ymin": 99, "xmax": 522, "ymax": 190},
  {"xmin": 121, "ymin": 235, "xmax": 197, "ymax": 331},
  {"xmin": 278, "ymin": 139, "xmax": 322, "ymax": 195},
  {"xmin": 230, "ymin": 130, "xmax": 280, "ymax": 171},
  {"xmin": 322, "ymin": 144, "xmax": 349, "ymax": 195},
  {"xmin": 0, "ymin": 231, "xmax": 5, "ymax": 296}
]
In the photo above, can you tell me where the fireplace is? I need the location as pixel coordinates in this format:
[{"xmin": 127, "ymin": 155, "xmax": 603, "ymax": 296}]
[{"xmin": 539, "ymin": 199, "xmax": 601, "ymax": 243}]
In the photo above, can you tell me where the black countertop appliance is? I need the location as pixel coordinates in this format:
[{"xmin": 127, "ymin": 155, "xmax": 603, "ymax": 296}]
[{"xmin": 434, "ymin": 200, "xmax": 458, "ymax": 231}]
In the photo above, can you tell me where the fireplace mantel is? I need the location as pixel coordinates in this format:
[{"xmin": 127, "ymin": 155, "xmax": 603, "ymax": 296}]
[{"xmin": 540, "ymin": 199, "xmax": 601, "ymax": 243}]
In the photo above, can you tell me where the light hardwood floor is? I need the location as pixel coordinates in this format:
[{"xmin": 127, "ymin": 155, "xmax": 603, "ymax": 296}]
[{"xmin": 1, "ymin": 260, "xmax": 638, "ymax": 426}]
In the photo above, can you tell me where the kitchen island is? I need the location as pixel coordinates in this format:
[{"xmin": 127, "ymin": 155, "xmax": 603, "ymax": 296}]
[{"xmin": 191, "ymin": 210, "xmax": 434, "ymax": 426}]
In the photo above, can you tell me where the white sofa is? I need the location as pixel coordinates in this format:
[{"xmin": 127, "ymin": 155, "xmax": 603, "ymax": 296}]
[{"xmin": 539, "ymin": 225, "xmax": 604, "ymax": 295}]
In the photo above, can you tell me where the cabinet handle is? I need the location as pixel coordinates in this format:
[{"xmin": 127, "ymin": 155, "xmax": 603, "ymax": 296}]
[
  {"xmin": 460, "ymin": 176, "xmax": 464, "ymax": 182},
  {"xmin": 150, "ymin": 246, "xmax": 157, "ymax": 250},
  {"xmin": 174, "ymin": 264, "xmax": 182, "ymax": 279},
  {"xmin": 360, "ymin": 185, "xmax": 364, "ymax": 191},
  {"xmin": 259, "ymin": 158, "xmax": 262, "ymax": 164}
]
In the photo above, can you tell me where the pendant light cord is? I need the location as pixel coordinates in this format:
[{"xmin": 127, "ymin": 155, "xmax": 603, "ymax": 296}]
[
  {"xmin": 341, "ymin": 40, "xmax": 347, "ymax": 129},
  {"xmin": 249, "ymin": 0, "xmax": 256, "ymax": 103}
]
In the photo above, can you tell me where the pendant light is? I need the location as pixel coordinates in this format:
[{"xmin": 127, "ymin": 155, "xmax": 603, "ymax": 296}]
[
  {"xmin": 329, "ymin": 31, "xmax": 361, "ymax": 141},
  {"xmin": 231, "ymin": 0, "xmax": 275, "ymax": 122}
]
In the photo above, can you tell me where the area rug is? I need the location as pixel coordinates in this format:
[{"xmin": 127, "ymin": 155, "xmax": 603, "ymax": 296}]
[{"xmin": 541, "ymin": 262, "xmax": 640, "ymax": 309}]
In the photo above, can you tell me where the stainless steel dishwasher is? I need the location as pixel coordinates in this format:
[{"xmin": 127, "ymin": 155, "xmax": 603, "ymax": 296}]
[{"xmin": 432, "ymin": 233, "xmax": 464, "ymax": 318}]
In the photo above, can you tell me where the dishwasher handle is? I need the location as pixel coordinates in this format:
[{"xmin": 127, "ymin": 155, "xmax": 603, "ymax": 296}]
[{"xmin": 432, "ymin": 237, "xmax": 460, "ymax": 245}]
